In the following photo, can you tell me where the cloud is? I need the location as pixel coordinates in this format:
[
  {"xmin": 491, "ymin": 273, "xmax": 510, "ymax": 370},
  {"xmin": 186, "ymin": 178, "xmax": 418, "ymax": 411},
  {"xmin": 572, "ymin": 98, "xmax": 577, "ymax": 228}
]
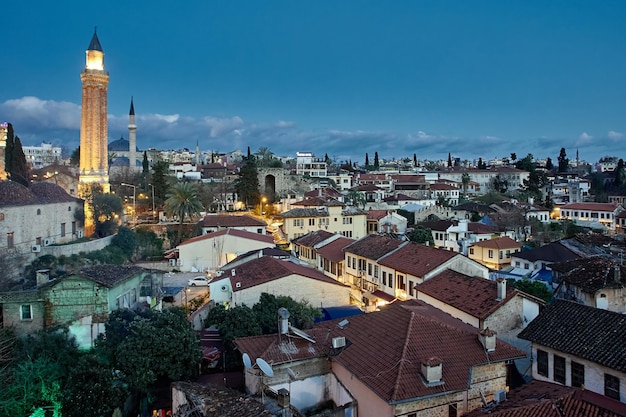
[
  {"xmin": 0, "ymin": 95, "xmax": 618, "ymax": 164},
  {"xmin": 577, "ymin": 132, "xmax": 593, "ymax": 144}
]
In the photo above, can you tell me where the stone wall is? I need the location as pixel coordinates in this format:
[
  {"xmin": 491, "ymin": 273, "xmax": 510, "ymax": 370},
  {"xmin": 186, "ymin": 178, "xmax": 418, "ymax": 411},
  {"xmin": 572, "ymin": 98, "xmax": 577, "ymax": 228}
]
[
  {"xmin": 41, "ymin": 235, "xmax": 114, "ymax": 258},
  {"xmin": 484, "ymin": 296, "xmax": 523, "ymax": 333}
]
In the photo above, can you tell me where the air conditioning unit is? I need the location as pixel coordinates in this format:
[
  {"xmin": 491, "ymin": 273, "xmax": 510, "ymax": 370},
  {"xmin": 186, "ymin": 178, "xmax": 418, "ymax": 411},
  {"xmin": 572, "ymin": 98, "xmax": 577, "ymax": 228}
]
[
  {"xmin": 168, "ymin": 259, "xmax": 176, "ymax": 266},
  {"xmin": 494, "ymin": 389, "xmax": 506, "ymax": 403},
  {"xmin": 43, "ymin": 238, "xmax": 53, "ymax": 246},
  {"xmin": 31, "ymin": 245, "xmax": 42, "ymax": 253},
  {"xmin": 332, "ymin": 336, "xmax": 346, "ymax": 349},
  {"xmin": 176, "ymin": 259, "xmax": 183, "ymax": 266}
]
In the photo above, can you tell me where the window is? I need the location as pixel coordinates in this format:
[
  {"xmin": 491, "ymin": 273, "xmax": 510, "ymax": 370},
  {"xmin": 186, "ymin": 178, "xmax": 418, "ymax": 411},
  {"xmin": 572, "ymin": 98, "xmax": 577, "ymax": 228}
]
[
  {"xmin": 537, "ymin": 349, "xmax": 548, "ymax": 377},
  {"xmin": 553, "ymin": 355, "xmax": 566, "ymax": 384},
  {"xmin": 293, "ymin": 219, "xmax": 304, "ymax": 227},
  {"xmin": 308, "ymin": 218, "xmax": 315, "ymax": 226},
  {"xmin": 488, "ymin": 249, "xmax": 494, "ymax": 259},
  {"xmin": 499, "ymin": 251, "xmax": 503, "ymax": 259},
  {"xmin": 469, "ymin": 248, "xmax": 474, "ymax": 255},
  {"xmin": 7, "ymin": 232, "xmax": 14, "ymax": 249},
  {"xmin": 605, "ymin": 374, "xmax": 620, "ymax": 400},
  {"xmin": 68, "ymin": 206, "xmax": 72, "ymax": 211},
  {"xmin": 524, "ymin": 263, "xmax": 530, "ymax": 270},
  {"xmin": 374, "ymin": 265, "xmax": 379, "ymax": 278},
  {"xmin": 0, "ymin": 213, "xmax": 4, "ymax": 221},
  {"xmin": 515, "ymin": 261, "xmax": 520, "ymax": 267},
  {"xmin": 20, "ymin": 304, "xmax": 33, "ymax": 320},
  {"xmin": 448, "ymin": 403, "xmax": 458, "ymax": 417},
  {"xmin": 37, "ymin": 208, "xmax": 41, "ymax": 215},
  {"xmin": 571, "ymin": 361, "xmax": 584, "ymax": 387},
  {"xmin": 72, "ymin": 221, "xmax": 76, "ymax": 235},
  {"xmin": 61, "ymin": 223, "xmax": 66, "ymax": 237},
  {"xmin": 382, "ymin": 271, "xmax": 387, "ymax": 285},
  {"xmin": 367, "ymin": 263, "xmax": 372, "ymax": 276}
]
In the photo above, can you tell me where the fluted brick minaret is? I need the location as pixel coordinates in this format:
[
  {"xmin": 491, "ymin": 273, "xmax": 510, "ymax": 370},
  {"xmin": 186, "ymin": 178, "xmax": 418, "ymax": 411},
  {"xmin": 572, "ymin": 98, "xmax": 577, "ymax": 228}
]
[
  {"xmin": 79, "ymin": 28, "xmax": 110, "ymax": 235},
  {"xmin": 79, "ymin": 28, "xmax": 110, "ymax": 192}
]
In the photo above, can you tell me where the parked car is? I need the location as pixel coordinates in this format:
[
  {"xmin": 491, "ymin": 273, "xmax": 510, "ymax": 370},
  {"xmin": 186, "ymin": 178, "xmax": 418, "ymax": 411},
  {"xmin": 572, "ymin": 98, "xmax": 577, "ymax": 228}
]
[{"xmin": 188, "ymin": 276, "xmax": 210, "ymax": 287}]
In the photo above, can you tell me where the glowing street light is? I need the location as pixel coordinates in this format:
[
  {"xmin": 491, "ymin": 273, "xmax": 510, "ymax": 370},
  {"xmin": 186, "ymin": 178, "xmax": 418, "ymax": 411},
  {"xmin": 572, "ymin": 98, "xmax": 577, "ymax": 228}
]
[
  {"xmin": 121, "ymin": 183, "xmax": 136, "ymax": 225},
  {"xmin": 147, "ymin": 183, "xmax": 156, "ymax": 221},
  {"xmin": 260, "ymin": 196, "xmax": 267, "ymax": 217}
]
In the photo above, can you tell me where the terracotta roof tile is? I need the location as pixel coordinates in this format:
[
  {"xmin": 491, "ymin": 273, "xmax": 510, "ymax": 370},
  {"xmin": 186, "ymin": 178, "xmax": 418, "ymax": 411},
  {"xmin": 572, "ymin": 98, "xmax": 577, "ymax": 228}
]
[
  {"xmin": 513, "ymin": 241, "xmax": 581, "ymax": 263},
  {"xmin": 416, "ymin": 270, "xmax": 519, "ymax": 319},
  {"xmin": 366, "ymin": 210, "xmax": 389, "ymax": 221},
  {"xmin": 560, "ymin": 202, "xmax": 619, "ymax": 211},
  {"xmin": 178, "ymin": 228, "xmax": 274, "ymax": 247},
  {"xmin": 518, "ymin": 300, "xmax": 626, "ymax": 372},
  {"xmin": 342, "ymin": 235, "xmax": 405, "ymax": 260},
  {"xmin": 378, "ymin": 242, "xmax": 457, "ymax": 277},
  {"xmin": 316, "ymin": 237, "xmax": 354, "ymax": 262},
  {"xmin": 292, "ymin": 230, "xmax": 334, "ymax": 247},
  {"xmin": 551, "ymin": 256, "xmax": 625, "ymax": 292},
  {"xmin": 199, "ymin": 214, "xmax": 266, "ymax": 228},
  {"xmin": 471, "ymin": 236, "xmax": 521, "ymax": 250},
  {"xmin": 224, "ymin": 257, "xmax": 348, "ymax": 291},
  {"xmin": 75, "ymin": 265, "xmax": 148, "ymax": 288},
  {"xmin": 235, "ymin": 300, "xmax": 525, "ymax": 404}
]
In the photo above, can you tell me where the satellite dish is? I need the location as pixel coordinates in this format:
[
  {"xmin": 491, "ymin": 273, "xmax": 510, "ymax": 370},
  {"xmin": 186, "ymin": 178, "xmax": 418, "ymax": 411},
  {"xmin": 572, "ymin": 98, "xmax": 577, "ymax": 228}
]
[
  {"xmin": 242, "ymin": 353, "xmax": 252, "ymax": 369},
  {"xmin": 256, "ymin": 358, "xmax": 274, "ymax": 378},
  {"xmin": 277, "ymin": 307, "xmax": 290, "ymax": 319}
]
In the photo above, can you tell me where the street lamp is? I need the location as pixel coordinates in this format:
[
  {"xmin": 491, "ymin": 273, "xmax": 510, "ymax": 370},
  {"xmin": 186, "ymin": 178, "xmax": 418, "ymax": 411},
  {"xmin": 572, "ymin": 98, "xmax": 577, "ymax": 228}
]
[
  {"xmin": 147, "ymin": 183, "xmax": 156, "ymax": 221},
  {"xmin": 121, "ymin": 183, "xmax": 136, "ymax": 225},
  {"xmin": 260, "ymin": 196, "xmax": 267, "ymax": 217}
]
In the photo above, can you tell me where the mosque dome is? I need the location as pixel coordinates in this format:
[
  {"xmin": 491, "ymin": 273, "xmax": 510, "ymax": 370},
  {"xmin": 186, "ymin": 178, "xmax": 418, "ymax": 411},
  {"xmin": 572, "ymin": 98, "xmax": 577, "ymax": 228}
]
[{"xmin": 108, "ymin": 136, "xmax": 139, "ymax": 152}]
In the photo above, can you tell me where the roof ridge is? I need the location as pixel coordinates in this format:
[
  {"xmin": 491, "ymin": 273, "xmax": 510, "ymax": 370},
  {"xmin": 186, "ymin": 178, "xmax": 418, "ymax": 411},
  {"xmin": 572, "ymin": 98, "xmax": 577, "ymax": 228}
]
[{"xmin": 391, "ymin": 310, "xmax": 416, "ymax": 401}]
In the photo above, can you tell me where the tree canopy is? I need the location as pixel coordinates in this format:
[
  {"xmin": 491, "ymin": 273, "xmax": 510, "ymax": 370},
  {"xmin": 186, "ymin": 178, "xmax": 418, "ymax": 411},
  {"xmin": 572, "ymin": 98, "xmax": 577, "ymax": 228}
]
[
  {"xmin": 234, "ymin": 157, "xmax": 260, "ymax": 208},
  {"xmin": 406, "ymin": 226, "xmax": 434, "ymax": 245},
  {"xmin": 557, "ymin": 147, "xmax": 569, "ymax": 172},
  {"xmin": 165, "ymin": 182, "xmax": 204, "ymax": 245},
  {"xmin": 3, "ymin": 123, "xmax": 29, "ymax": 186}
]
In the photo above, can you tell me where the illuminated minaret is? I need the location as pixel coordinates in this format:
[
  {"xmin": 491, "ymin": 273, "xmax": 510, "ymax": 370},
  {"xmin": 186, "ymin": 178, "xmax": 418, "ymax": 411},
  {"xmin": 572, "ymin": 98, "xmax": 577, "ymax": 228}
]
[
  {"xmin": 128, "ymin": 97, "xmax": 137, "ymax": 171},
  {"xmin": 79, "ymin": 28, "xmax": 110, "ymax": 193}
]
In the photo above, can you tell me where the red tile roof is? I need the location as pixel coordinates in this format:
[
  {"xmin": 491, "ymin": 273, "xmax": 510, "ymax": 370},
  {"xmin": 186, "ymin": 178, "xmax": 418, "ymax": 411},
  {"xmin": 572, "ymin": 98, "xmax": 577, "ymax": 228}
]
[
  {"xmin": 224, "ymin": 257, "xmax": 348, "ymax": 291},
  {"xmin": 468, "ymin": 222, "xmax": 497, "ymax": 234},
  {"xmin": 178, "ymin": 228, "xmax": 274, "ymax": 247},
  {"xmin": 235, "ymin": 300, "xmax": 525, "ymax": 404},
  {"xmin": 200, "ymin": 214, "xmax": 266, "ymax": 228},
  {"xmin": 470, "ymin": 236, "xmax": 521, "ymax": 250},
  {"xmin": 416, "ymin": 270, "xmax": 519, "ymax": 319},
  {"xmin": 560, "ymin": 202, "xmax": 619, "ymax": 211},
  {"xmin": 343, "ymin": 235, "xmax": 406, "ymax": 260},
  {"xmin": 292, "ymin": 230, "xmax": 334, "ymax": 247},
  {"xmin": 429, "ymin": 183, "xmax": 458, "ymax": 190},
  {"xmin": 464, "ymin": 381, "xmax": 625, "ymax": 417},
  {"xmin": 378, "ymin": 242, "xmax": 457, "ymax": 277},
  {"xmin": 550, "ymin": 256, "xmax": 626, "ymax": 292},
  {"xmin": 366, "ymin": 210, "xmax": 389, "ymax": 221},
  {"xmin": 316, "ymin": 237, "xmax": 354, "ymax": 262}
]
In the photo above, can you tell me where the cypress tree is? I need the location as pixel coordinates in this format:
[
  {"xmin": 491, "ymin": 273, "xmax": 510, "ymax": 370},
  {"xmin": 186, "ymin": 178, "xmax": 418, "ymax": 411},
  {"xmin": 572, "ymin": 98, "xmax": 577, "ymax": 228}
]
[
  {"xmin": 365, "ymin": 153, "xmax": 369, "ymax": 166},
  {"xmin": 374, "ymin": 152, "xmax": 380, "ymax": 170},
  {"xmin": 11, "ymin": 136, "xmax": 30, "ymax": 186},
  {"xmin": 413, "ymin": 153, "xmax": 417, "ymax": 167},
  {"xmin": 447, "ymin": 153, "xmax": 452, "ymax": 167},
  {"xmin": 4, "ymin": 123, "xmax": 14, "ymax": 176}
]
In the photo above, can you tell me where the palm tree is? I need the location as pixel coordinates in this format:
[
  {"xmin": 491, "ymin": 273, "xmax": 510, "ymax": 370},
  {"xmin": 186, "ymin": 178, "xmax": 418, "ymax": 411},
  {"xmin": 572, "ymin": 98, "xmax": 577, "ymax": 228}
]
[
  {"xmin": 347, "ymin": 190, "xmax": 366, "ymax": 209},
  {"xmin": 165, "ymin": 182, "xmax": 204, "ymax": 245},
  {"xmin": 255, "ymin": 147, "xmax": 274, "ymax": 167}
]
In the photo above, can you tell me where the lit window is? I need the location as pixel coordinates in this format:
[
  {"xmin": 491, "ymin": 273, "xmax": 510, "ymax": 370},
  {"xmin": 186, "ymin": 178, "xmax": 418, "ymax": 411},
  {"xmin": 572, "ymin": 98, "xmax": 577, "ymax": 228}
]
[{"xmin": 7, "ymin": 232, "xmax": 14, "ymax": 249}]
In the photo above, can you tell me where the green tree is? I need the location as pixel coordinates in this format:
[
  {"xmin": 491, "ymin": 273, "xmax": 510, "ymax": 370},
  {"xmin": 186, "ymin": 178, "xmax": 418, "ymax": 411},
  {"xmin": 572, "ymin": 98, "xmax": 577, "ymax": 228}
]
[
  {"xmin": 374, "ymin": 152, "xmax": 380, "ymax": 170},
  {"xmin": 69, "ymin": 146, "xmax": 80, "ymax": 166},
  {"xmin": 557, "ymin": 147, "xmax": 569, "ymax": 172},
  {"xmin": 447, "ymin": 152, "xmax": 452, "ymax": 167},
  {"xmin": 96, "ymin": 308, "xmax": 201, "ymax": 396},
  {"xmin": 252, "ymin": 293, "xmax": 322, "ymax": 334},
  {"xmin": 92, "ymin": 191, "xmax": 123, "ymax": 237},
  {"xmin": 111, "ymin": 227, "xmax": 138, "ymax": 258},
  {"xmin": 347, "ymin": 189, "xmax": 366, "ymax": 209},
  {"xmin": 406, "ymin": 227, "xmax": 434, "ymax": 245},
  {"xmin": 477, "ymin": 157, "xmax": 487, "ymax": 169},
  {"xmin": 545, "ymin": 157, "xmax": 554, "ymax": 171},
  {"xmin": 413, "ymin": 153, "xmax": 417, "ymax": 167},
  {"xmin": 165, "ymin": 182, "xmax": 204, "ymax": 245},
  {"xmin": 254, "ymin": 147, "xmax": 275, "ymax": 167},
  {"xmin": 506, "ymin": 279, "xmax": 552, "ymax": 303},
  {"xmin": 6, "ymin": 131, "xmax": 30, "ymax": 187},
  {"xmin": 515, "ymin": 153, "xmax": 535, "ymax": 172},
  {"xmin": 204, "ymin": 304, "xmax": 262, "ymax": 348},
  {"xmin": 461, "ymin": 172, "xmax": 471, "ymax": 196},
  {"xmin": 615, "ymin": 158, "xmax": 625, "ymax": 188},
  {"xmin": 510, "ymin": 153, "xmax": 517, "ymax": 162},
  {"xmin": 490, "ymin": 175, "xmax": 509, "ymax": 194},
  {"xmin": 365, "ymin": 153, "xmax": 370, "ymax": 167},
  {"xmin": 135, "ymin": 227, "xmax": 163, "ymax": 260},
  {"xmin": 151, "ymin": 161, "xmax": 169, "ymax": 207},
  {"xmin": 234, "ymin": 157, "xmax": 260, "ymax": 208},
  {"xmin": 397, "ymin": 209, "xmax": 414, "ymax": 226},
  {"xmin": 62, "ymin": 354, "xmax": 127, "ymax": 417},
  {"xmin": 4, "ymin": 123, "xmax": 15, "ymax": 177}
]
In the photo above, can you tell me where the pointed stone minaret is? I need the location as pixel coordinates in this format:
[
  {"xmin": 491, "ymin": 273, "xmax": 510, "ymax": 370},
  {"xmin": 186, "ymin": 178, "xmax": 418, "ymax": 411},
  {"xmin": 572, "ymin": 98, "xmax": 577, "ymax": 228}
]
[
  {"xmin": 195, "ymin": 140, "xmax": 200, "ymax": 165},
  {"xmin": 128, "ymin": 97, "xmax": 137, "ymax": 171}
]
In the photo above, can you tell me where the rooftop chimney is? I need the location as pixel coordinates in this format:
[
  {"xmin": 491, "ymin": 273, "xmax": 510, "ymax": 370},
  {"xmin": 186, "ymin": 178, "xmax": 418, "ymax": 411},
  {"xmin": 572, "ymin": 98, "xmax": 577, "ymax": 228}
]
[
  {"xmin": 479, "ymin": 328, "xmax": 497, "ymax": 352},
  {"xmin": 496, "ymin": 278, "xmax": 506, "ymax": 301},
  {"xmin": 421, "ymin": 357, "xmax": 443, "ymax": 385},
  {"xmin": 36, "ymin": 269, "xmax": 50, "ymax": 287}
]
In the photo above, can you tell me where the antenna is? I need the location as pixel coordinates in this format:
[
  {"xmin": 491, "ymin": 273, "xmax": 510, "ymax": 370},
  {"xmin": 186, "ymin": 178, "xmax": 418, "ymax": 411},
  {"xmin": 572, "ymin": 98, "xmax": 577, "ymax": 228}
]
[
  {"xmin": 242, "ymin": 353, "xmax": 252, "ymax": 369},
  {"xmin": 256, "ymin": 358, "xmax": 274, "ymax": 378}
]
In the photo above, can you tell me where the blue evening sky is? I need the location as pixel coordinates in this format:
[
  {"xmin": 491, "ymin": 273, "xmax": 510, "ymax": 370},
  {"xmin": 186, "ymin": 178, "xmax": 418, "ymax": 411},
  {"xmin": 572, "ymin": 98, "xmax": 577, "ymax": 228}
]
[{"xmin": 1, "ymin": 1, "xmax": 624, "ymax": 164}]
